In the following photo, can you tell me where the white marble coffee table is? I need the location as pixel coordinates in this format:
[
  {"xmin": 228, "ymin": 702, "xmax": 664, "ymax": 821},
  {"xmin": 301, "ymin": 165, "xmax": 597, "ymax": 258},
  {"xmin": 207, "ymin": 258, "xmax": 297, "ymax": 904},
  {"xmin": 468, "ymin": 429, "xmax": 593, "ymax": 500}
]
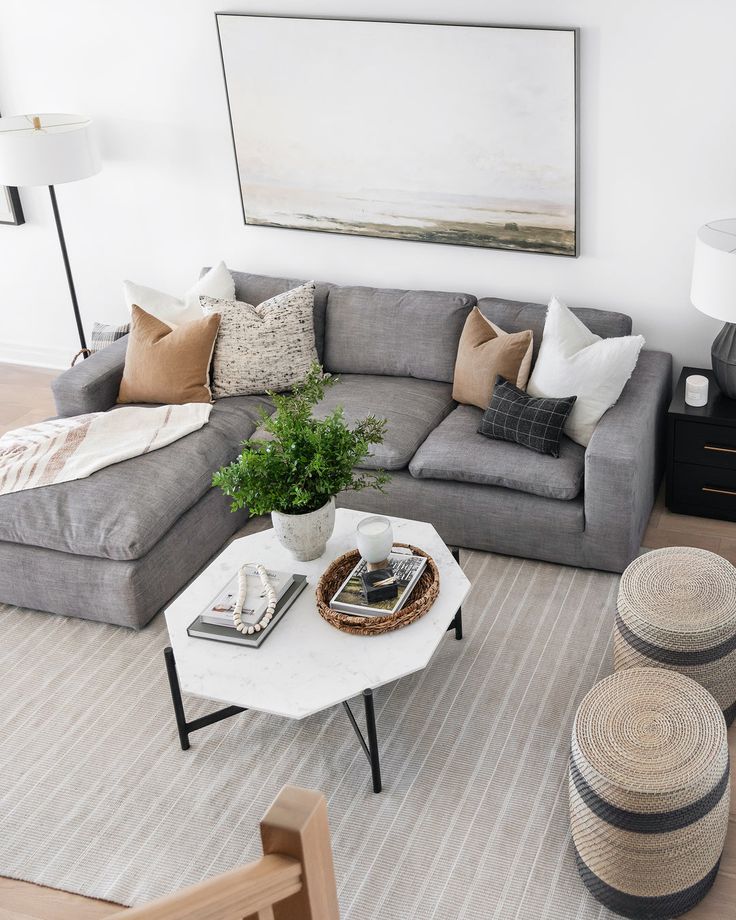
[{"xmin": 163, "ymin": 508, "xmax": 470, "ymax": 792}]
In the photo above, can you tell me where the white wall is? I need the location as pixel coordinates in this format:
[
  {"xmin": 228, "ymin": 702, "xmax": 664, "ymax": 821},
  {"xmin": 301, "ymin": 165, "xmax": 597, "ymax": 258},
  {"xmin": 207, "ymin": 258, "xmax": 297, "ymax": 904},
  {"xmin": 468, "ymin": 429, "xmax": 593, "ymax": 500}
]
[{"xmin": 0, "ymin": 0, "xmax": 734, "ymax": 369}]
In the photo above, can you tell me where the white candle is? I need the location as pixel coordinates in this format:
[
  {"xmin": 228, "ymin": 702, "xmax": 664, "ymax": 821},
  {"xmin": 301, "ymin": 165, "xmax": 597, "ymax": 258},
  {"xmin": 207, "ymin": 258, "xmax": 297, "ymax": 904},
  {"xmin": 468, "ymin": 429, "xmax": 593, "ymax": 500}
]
[
  {"xmin": 356, "ymin": 516, "xmax": 393, "ymax": 566},
  {"xmin": 685, "ymin": 374, "xmax": 709, "ymax": 407},
  {"xmin": 359, "ymin": 520, "xmax": 389, "ymax": 536}
]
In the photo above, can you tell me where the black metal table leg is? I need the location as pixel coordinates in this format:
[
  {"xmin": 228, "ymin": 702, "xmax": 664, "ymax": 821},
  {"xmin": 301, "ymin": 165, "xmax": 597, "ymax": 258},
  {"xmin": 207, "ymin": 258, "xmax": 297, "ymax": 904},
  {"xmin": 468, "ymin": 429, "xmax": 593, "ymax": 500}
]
[
  {"xmin": 165, "ymin": 646, "xmax": 191, "ymax": 750},
  {"xmin": 343, "ymin": 689, "xmax": 382, "ymax": 793},
  {"xmin": 448, "ymin": 548, "xmax": 463, "ymax": 640},
  {"xmin": 363, "ymin": 689, "xmax": 382, "ymax": 793},
  {"xmin": 164, "ymin": 646, "xmax": 246, "ymax": 750},
  {"xmin": 448, "ymin": 606, "xmax": 463, "ymax": 640}
]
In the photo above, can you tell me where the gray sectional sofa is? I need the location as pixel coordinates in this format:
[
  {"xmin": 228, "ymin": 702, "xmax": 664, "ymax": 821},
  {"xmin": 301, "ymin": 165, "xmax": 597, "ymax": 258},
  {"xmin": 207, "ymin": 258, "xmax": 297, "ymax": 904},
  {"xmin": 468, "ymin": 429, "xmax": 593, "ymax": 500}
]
[{"xmin": 0, "ymin": 270, "xmax": 672, "ymax": 629}]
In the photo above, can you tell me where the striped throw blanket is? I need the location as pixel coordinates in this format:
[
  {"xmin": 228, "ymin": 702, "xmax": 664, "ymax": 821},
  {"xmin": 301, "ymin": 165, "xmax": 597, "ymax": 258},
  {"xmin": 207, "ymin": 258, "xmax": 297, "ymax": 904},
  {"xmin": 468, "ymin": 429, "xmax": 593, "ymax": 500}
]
[{"xmin": 0, "ymin": 403, "xmax": 212, "ymax": 496}]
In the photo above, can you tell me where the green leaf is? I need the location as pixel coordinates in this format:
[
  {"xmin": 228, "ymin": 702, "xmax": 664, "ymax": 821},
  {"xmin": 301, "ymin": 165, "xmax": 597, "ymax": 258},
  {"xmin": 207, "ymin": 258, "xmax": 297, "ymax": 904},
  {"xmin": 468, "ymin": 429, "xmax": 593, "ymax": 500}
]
[{"xmin": 212, "ymin": 361, "xmax": 390, "ymax": 516}]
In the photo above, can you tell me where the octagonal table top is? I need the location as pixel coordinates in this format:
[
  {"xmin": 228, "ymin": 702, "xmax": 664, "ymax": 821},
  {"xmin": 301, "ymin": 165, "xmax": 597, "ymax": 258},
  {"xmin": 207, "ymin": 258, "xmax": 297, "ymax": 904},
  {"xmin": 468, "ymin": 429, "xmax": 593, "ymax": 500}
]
[{"xmin": 164, "ymin": 508, "xmax": 470, "ymax": 719}]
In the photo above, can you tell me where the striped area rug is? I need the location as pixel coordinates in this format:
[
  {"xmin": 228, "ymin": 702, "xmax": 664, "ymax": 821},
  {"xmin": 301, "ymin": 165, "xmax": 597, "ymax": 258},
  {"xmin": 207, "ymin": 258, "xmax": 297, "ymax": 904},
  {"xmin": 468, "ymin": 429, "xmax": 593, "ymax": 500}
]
[{"xmin": 0, "ymin": 551, "xmax": 622, "ymax": 917}]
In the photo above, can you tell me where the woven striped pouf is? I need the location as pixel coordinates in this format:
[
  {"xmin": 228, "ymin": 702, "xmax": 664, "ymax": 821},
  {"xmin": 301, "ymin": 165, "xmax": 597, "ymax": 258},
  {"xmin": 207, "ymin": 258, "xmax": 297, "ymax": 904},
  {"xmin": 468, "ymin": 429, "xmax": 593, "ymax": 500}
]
[
  {"xmin": 615, "ymin": 546, "xmax": 736, "ymax": 726},
  {"xmin": 570, "ymin": 668, "xmax": 730, "ymax": 919}
]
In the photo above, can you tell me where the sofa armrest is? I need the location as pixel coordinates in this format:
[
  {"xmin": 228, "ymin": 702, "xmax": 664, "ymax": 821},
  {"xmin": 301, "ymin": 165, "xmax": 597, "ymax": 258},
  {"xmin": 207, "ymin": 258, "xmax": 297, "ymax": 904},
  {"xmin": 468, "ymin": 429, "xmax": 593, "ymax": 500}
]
[
  {"xmin": 583, "ymin": 349, "xmax": 673, "ymax": 567},
  {"xmin": 52, "ymin": 335, "xmax": 129, "ymax": 417}
]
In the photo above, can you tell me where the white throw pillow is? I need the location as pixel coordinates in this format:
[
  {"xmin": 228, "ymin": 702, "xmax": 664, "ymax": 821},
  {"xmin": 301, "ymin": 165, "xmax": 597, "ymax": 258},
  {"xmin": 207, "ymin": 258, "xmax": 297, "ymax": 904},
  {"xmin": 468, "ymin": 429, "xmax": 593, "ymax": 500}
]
[
  {"xmin": 526, "ymin": 297, "xmax": 644, "ymax": 447},
  {"xmin": 123, "ymin": 261, "xmax": 235, "ymax": 328},
  {"xmin": 201, "ymin": 281, "xmax": 318, "ymax": 398}
]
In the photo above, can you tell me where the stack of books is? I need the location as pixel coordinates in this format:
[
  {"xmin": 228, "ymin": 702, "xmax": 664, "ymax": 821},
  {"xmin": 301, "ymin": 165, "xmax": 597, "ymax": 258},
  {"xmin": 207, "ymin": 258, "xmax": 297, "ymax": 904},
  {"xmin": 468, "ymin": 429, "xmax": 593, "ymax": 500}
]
[
  {"xmin": 187, "ymin": 565, "xmax": 307, "ymax": 648},
  {"xmin": 330, "ymin": 548, "xmax": 427, "ymax": 617}
]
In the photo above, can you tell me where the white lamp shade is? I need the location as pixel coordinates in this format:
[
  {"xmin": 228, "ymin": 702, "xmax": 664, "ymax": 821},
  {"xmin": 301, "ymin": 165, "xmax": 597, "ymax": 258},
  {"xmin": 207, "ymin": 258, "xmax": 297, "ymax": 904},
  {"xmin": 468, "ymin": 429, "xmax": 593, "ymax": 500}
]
[
  {"xmin": 0, "ymin": 113, "xmax": 100, "ymax": 186},
  {"xmin": 691, "ymin": 219, "xmax": 736, "ymax": 324}
]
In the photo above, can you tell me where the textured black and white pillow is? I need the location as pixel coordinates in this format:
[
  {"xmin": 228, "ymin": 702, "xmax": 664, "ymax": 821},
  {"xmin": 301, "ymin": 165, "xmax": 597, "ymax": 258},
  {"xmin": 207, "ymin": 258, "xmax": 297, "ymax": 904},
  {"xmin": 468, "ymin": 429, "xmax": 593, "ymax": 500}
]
[
  {"xmin": 478, "ymin": 376, "xmax": 577, "ymax": 457},
  {"xmin": 89, "ymin": 321, "xmax": 130, "ymax": 353},
  {"xmin": 201, "ymin": 281, "xmax": 318, "ymax": 398}
]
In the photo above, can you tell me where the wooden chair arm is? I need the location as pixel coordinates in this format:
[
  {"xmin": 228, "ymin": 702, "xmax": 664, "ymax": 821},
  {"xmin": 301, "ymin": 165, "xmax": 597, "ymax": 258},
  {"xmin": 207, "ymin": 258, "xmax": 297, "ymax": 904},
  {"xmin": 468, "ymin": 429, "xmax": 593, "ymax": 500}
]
[
  {"xmin": 105, "ymin": 786, "xmax": 339, "ymax": 920},
  {"xmin": 107, "ymin": 854, "xmax": 301, "ymax": 920}
]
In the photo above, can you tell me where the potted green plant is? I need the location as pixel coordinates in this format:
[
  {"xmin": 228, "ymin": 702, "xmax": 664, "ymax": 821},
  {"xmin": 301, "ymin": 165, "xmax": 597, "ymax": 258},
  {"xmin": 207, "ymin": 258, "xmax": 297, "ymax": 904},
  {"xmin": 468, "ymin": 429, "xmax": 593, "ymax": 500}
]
[{"xmin": 213, "ymin": 363, "xmax": 389, "ymax": 561}]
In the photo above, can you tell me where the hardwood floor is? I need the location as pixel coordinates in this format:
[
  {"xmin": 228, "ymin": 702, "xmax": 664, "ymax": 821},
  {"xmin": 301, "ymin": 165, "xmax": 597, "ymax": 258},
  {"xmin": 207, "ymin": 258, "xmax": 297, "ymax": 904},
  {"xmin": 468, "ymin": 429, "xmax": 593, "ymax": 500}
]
[
  {"xmin": 0, "ymin": 879, "xmax": 121, "ymax": 920},
  {"xmin": 1, "ymin": 361, "xmax": 735, "ymax": 920},
  {"xmin": 644, "ymin": 485, "xmax": 736, "ymax": 564},
  {"xmin": 0, "ymin": 364, "xmax": 57, "ymax": 437}
]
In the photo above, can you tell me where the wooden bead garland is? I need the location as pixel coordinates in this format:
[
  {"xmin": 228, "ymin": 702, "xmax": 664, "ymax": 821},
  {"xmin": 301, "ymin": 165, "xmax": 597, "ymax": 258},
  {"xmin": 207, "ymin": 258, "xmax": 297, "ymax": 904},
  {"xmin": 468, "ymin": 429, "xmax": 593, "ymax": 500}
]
[{"xmin": 232, "ymin": 563, "xmax": 277, "ymax": 635}]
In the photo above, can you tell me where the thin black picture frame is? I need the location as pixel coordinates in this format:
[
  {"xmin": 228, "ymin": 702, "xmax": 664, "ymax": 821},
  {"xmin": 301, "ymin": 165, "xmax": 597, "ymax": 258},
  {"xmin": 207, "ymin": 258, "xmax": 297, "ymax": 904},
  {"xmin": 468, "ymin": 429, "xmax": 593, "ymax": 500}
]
[
  {"xmin": 0, "ymin": 184, "xmax": 24, "ymax": 226},
  {"xmin": 0, "ymin": 106, "xmax": 25, "ymax": 226},
  {"xmin": 215, "ymin": 14, "xmax": 579, "ymax": 257}
]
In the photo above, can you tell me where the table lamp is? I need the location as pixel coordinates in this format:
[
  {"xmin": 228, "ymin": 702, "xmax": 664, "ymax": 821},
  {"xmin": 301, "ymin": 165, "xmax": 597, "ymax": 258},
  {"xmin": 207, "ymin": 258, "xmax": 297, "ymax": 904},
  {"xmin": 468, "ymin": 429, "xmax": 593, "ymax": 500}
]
[
  {"xmin": 0, "ymin": 113, "xmax": 101, "ymax": 357},
  {"xmin": 691, "ymin": 219, "xmax": 736, "ymax": 397}
]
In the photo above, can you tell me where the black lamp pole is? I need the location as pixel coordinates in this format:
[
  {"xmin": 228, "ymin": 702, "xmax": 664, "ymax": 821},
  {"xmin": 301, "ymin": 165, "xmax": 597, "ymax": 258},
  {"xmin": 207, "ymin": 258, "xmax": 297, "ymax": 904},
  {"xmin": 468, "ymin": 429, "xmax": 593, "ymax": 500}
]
[{"xmin": 47, "ymin": 184, "xmax": 88, "ymax": 356}]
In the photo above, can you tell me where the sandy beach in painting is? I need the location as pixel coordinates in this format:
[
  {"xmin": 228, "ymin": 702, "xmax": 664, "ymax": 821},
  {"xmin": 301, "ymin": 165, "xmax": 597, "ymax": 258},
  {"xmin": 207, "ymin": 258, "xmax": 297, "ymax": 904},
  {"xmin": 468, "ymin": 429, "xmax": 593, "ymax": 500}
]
[{"xmin": 242, "ymin": 184, "xmax": 575, "ymax": 255}]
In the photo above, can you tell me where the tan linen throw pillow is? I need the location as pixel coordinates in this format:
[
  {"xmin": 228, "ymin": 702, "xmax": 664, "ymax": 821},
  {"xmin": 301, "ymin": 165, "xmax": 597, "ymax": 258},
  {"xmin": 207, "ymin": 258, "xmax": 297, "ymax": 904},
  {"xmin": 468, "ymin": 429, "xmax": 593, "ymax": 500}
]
[
  {"xmin": 117, "ymin": 304, "xmax": 220, "ymax": 405},
  {"xmin": 452, "ymin": 307, "xmax": 533, "ymax": 409}
]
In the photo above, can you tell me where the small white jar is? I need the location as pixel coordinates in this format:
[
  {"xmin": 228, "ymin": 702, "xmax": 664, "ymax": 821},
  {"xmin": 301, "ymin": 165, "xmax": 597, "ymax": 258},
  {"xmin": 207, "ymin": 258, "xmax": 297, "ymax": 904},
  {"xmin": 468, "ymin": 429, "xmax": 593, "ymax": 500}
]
[
  {"xmin": 356, "ymin": 515, "xmax": 393, "ymax": 570},
  {"xmin": 685, "ymin": 374, "xmax": 709, "ymax": 407}
]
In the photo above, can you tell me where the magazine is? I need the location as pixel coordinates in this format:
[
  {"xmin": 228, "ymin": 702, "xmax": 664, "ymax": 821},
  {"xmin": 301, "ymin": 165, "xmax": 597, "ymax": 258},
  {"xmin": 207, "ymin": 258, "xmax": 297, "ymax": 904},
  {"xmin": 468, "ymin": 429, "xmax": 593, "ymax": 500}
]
[
  {"xmin": 201, "ymin": 567, "xmax": 293, "ymax": 628},
  {"xmin": 188, "ymin": 576, "xmax": 308, "ymax": 648},
  {"xmin": 330, "ymin": 549, "xmax": 427, "ymax": 617}
]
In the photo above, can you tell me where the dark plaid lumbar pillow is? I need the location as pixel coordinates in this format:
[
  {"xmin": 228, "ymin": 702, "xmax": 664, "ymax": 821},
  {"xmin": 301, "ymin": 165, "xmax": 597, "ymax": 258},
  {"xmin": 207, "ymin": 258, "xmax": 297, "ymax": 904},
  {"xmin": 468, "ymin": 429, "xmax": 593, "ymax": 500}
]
[{"xmin": 478, "ymin": 376, "xmax": 577, "ymax": 457}]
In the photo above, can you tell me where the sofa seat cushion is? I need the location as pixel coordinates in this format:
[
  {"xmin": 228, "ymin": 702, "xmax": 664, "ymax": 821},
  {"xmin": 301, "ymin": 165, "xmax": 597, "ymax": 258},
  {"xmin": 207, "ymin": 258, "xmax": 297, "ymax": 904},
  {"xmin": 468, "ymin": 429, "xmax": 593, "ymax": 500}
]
[
  {"xmin": 0, "ymin": 395, "xmax": 273, "ymax": 562},
  {"xmin": 409, "ymin": 404, "xmax": 585, "ymax": 501},
  {"xmin": 254, "ymin": 375, "xmax": 455, "ymax": 471},
  {"xmin": 315, "ymin": 375, "xmax": 455, "ymax": 471}
]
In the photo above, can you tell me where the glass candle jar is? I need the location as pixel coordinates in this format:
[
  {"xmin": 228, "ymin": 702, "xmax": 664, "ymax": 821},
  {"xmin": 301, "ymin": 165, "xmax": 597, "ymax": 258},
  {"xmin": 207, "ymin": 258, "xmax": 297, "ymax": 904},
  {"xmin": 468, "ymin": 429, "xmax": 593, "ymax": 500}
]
[
  {"xmin": 356, "ymin": 515, "xmax": 393, "ymax": 570},
  {"xmin": 685, "ymin": 374, "xmax": 709, "ymax": 407}
]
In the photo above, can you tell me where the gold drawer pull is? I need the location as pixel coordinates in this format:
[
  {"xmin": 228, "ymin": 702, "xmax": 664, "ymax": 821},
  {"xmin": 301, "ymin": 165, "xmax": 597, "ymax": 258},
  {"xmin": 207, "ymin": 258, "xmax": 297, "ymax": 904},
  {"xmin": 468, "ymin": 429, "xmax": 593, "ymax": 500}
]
[
  {"xmin": 702, "ymin": 486, "xmax": 736, "ymax": 497},
  {"xmin": 704, "ymin": 444, "xmax": 736, "ymax": 454}
]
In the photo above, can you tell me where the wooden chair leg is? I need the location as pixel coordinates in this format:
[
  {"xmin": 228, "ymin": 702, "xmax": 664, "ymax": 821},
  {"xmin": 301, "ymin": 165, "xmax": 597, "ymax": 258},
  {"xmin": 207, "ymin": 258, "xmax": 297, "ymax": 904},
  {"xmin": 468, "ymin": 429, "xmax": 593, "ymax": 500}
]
[{"xmin": 261, "ymin": 785, "xmax": 340, "ymax": 920}]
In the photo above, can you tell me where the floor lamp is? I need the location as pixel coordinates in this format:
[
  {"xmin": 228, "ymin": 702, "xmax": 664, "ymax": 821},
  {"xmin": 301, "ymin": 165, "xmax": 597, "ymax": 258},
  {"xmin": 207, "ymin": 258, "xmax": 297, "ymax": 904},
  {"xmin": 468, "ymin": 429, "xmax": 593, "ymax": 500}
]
[{"xmin": 0, "ymin": 113, "xmax": 101, "ymax": 357}]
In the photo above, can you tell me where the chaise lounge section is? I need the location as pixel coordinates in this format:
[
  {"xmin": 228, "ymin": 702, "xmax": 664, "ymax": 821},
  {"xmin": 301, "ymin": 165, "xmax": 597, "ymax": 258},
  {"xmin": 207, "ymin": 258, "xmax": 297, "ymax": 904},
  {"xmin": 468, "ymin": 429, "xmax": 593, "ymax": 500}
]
[{"xmin": 0, "ymin": 271, "xmax": 672, "ymax": 628}]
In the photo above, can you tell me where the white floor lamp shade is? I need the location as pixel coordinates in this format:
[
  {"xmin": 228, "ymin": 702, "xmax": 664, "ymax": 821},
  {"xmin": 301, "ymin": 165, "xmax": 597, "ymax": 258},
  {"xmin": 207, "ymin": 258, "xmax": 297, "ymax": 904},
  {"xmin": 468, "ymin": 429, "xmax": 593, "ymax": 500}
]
[
  {"xmin": 691, "ymin": 220, "xmax": 736, "ymax": 397},
  {"xmin": 0, "ymin": 113, "xmax": 100, "ymax": 185},
  {"xmin": 0, "ymin": 113, "xmax": 101, "ymax": 356}
]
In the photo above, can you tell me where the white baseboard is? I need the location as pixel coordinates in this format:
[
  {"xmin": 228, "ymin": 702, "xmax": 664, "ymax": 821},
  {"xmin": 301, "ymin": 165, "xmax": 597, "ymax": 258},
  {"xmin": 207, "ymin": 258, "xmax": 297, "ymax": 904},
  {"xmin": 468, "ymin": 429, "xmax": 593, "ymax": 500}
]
[{"xmin": 0, "ymin": 341, "xmax": 72, "ymax": 370}]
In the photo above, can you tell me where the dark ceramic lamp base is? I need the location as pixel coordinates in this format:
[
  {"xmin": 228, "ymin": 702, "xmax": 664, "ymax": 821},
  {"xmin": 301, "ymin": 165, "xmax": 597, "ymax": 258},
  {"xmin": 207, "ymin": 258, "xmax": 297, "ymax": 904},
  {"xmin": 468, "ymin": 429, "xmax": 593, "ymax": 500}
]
[{"xmin": 712, "ymin": 322, "xmax": 736, "ymax": 398}]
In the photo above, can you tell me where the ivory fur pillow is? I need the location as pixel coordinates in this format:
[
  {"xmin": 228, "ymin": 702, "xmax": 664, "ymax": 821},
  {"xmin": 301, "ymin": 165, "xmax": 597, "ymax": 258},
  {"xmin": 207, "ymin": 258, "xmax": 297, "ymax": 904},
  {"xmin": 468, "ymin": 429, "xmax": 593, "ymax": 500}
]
[
  {"xmin": 452, "ymin": 307, "xmax": 533, "ymax": 409},
  {"xmin": 123, "ymin": 261, "xmax": 234, "ymax": 328},
  {"xmin": 527, "ymin": 297, "xmax": 645, "ymax": 447},
  {"xmin": 201, "ymin": 281, "xmax": 318, "ymax": 398}
]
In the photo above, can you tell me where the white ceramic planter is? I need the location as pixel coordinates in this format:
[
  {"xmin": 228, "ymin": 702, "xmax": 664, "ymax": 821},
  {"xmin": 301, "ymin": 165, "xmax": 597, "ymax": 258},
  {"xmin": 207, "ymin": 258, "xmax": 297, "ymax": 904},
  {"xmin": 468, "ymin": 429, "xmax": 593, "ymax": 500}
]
[{"xmin": 271, "ymin": 497, "xmax": 336, "ymax": 561}]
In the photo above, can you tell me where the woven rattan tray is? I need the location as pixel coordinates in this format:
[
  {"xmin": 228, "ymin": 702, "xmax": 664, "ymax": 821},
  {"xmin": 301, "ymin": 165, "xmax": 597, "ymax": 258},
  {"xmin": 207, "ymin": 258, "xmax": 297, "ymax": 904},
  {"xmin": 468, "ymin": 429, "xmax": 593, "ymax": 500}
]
[{"xmin": 316, "ymin": 543, "xmax": 440, "ymax": 636}]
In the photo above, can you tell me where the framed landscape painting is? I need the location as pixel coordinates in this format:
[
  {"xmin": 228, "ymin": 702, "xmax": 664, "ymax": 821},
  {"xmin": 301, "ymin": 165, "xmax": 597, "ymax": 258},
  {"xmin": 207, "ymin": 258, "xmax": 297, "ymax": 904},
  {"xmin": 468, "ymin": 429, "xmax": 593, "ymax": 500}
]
[
  {"xmin": 0, "ymin": 184, "xmax": 23, "ymax": 225},
  {"xmin": 216, "ymin": 16, "xmax": 578, "ymax": 256}
]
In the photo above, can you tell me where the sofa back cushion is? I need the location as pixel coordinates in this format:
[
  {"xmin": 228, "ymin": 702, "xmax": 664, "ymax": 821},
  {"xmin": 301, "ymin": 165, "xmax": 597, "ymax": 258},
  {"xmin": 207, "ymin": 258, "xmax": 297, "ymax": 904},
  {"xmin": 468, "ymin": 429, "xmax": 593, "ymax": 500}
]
[
  {"xmin": 476, "ymin": 297, "xmax": 633, "ymax": 363},
  {"xmin": 201, "ymin": 268, "xmax": 332, "ymax": 362},
  {"xmin": 324, "ymin": 286, "xmax": 476, "ymax": 382}
]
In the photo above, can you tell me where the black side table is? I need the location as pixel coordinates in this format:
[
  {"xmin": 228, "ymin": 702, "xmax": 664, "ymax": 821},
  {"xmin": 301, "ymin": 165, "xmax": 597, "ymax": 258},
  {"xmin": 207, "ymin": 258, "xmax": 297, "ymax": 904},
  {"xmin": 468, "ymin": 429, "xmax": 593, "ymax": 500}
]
[{"xmin": 666, "ymin": 367, "xmax": 736, "ymax": 522}]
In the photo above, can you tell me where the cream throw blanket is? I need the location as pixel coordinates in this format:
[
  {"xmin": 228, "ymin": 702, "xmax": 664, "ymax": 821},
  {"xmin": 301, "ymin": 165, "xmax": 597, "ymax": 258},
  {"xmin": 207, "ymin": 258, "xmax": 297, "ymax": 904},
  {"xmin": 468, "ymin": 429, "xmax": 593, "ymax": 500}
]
[{"xmin": 0, "ymin": 403, "xmax": 212, "ymax": 496}]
